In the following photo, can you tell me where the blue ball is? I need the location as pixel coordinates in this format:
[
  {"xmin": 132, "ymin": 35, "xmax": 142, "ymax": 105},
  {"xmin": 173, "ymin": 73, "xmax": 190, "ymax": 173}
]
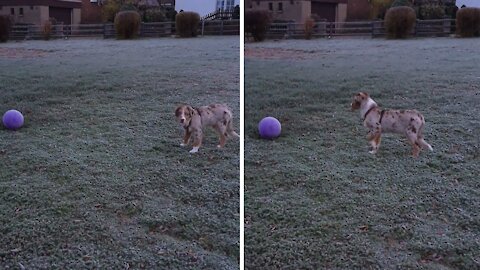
[
  {"xmin": 3, "ymin": 109, "xmax": 24, "ymax": 130},
  {"xmin": 258, "ymin": 116, "xmax": 281, "ymax": 139}
]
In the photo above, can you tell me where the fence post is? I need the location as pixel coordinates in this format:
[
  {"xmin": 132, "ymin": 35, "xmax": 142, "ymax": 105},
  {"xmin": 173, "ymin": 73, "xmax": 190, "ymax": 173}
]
[
  {"xmin": 221, "ymin": 20, "xmax": 224, "ymax": 35},
  {"xmin": 27, "ymin": 24, "xmax": 34, "ymax": 40},
  {"xmin": 103, "ymin": 24, "xmax": 107, "ymax": 39},
  {"xmin": 372, "ymin": 20, "xmax": 382, "ymax": 38},
  {"xmin": 371, "ymin": 21, "xmax": 375, "ymax": 38},
  {"xmin": 443, "ymin": 18, "xmax": 451, "ymax": 36},
  {"xmin": 414, "ymin": 19, "xmax": 419, "ymax": 37},
  {"xmin": 287, "ymin": 21, "xmax": 293, "ymax": 39},
  {"xmin": 202, "ymin": 20, "xmax": 205, "ymax": 36}
]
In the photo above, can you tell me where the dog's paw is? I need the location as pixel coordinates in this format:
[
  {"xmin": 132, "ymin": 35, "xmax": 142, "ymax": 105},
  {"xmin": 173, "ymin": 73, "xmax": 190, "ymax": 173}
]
[
  {"xmin": 369, "ymin": 150, "xmax": 377, "ymax": 154},
  {"xmin": 189, "ymin": 147, "xmax": 199, "ymax": 153},
  {"xmin": 217, "ymin": 144, "xmax": 223, "ymax": 148},
  {"xmin": 180, "ymin": 143, "xmax": 187, "ymax": 147}
]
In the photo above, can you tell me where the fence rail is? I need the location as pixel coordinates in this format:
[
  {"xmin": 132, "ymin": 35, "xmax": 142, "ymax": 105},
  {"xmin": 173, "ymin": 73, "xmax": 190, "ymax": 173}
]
[
  {"xmin": 265, "ymin": 19, "xmax": 456, "ymax": 39},
  {"xmin": 10, "ymin": 20, "xmax": 240, "ymax": 40}
]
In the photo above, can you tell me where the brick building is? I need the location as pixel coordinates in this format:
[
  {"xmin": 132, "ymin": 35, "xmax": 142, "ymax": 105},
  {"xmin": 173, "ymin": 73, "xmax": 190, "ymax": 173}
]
[
  {"xmin": 245, "ymin": 0, "xmax": 348, "ymax": 23},
  {"xmin": 0, "ymin": 0, "xmax": 82, "ymax": 24}
]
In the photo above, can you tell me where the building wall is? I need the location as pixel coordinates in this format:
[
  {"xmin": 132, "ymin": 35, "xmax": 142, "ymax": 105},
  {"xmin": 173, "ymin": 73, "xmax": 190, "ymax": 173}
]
[
  {"xmin": 337, "ymin": 3, "xmax": 347, "ymax": 22},
  {"xmin": 81, "ymin": 0, "xmax": 102, "ymax": 24},
  {"xmin": 346, "ymin": 0, "xmax": 370, "ymax": 21},
  {"xmin": 246, "ymin": 0, "xmax": 347, "ymax": 23},
  {"xmin": 72, "ymin": 7, "xmax": 80, "ymax": 24},
  {"xmin": 248, "ymin": 0, "xmax": 311, "ymax": 23},
  {"xmin": 0, "ymin": 6, "xmax": 48, "ymax": 24},
  {"xmin": 0, "ymin": 1, "xmax": 81, "ymax": 24}
]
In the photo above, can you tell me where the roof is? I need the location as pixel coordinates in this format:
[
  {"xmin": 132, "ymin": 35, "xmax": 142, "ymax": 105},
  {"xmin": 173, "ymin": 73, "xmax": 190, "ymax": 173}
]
[{"xmin": 0, "ymin": 0, "xmax": 82, "ymax": 8}]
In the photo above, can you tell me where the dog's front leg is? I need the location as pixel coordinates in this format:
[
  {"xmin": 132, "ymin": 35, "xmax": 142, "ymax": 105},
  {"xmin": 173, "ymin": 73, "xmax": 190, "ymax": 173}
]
[
  {"xmin": 366, "ymin": 130, "xmax": 375, "ymax": 141},
  {"xmin": 190, "ymin": 131, "xmax": 203, "ymax": 153},
  {"xmin": 368, "ymin": 128, "xmax": 382, "ymax": 154},
  {"xmin": 181, "ymin": 130, "xmax": 191, "ymax": 147}
]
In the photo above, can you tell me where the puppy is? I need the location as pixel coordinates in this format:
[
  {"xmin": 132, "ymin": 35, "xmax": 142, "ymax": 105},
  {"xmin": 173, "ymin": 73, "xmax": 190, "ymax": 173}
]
[
  {"xmin": 351, "ymin": 92, "xmax": 433, "ymax": 157},
  {"xmin": 175, "ymin": 104, "xmax": 239, "ymax": 153}
]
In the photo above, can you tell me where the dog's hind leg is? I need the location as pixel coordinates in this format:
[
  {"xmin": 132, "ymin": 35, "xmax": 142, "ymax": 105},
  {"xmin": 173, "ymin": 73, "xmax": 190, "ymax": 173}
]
[
  {"xmin": 406, "ymin": 128, "xmax": 421, "ymax": 157},
  {"xmin": 226, "ymin": 119, "xmax": 240, "ymax": 139},
  {"xmin": 214, "ymin": 124, "xmax": 227, "ymax": 148},
  {"xmin": 416, "ymin": 123, "xmax": 433, "ymax": 151},
  {"xmin": 417, "ymin": 138, "xmax": 433, "ymax": 151}
]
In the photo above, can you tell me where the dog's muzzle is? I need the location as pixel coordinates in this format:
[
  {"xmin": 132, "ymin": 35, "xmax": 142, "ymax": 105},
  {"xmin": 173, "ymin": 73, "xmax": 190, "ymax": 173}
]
[{"xmin": 180, "ymin": 119, "xmax": 185, "ymax": 124}]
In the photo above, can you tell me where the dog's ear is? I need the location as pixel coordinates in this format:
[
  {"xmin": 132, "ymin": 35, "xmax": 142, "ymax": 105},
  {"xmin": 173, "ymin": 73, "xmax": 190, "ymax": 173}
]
[
  {"xmin": 175, "ymin": 106, "xmax": 183, "ymax": 117},
  {"xmin": 187, "ymin": 106, "xmax": 195, "ymax": 117},
  {"xmin": 357, "ymin": 92, "xmax": 369, "ymax": 100}
]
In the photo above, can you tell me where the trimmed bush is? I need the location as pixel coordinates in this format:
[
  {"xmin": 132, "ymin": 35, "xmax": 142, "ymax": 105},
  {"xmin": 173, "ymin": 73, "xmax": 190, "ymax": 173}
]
[
  {"xmin": 384, "ymin": 6, "xmax": 416, "ymax": 39},
  {"xmin": 42, "ymin": 19, "xmax": 53, "ymax": 40},
  {"xmin": 175, "ymin": 12, "xmax": 200, "ymax": 37},
  {"xmin": 114, "ymin": 10, "xmax": 141, "ymax": 39},
  {"xmin": 304, "ymin": 17, "xmax": 315, "ymax": 40},
  {"xmin": 245, "ymin": 10, "xmax": 271, "ymax": 42},
  {"xmin": 456, "ymin": 7, "xmax": 480, "ymax": 37},
  {"xmin": 0, "ymin": 15, "xmax": 11, "ymax": 42}
]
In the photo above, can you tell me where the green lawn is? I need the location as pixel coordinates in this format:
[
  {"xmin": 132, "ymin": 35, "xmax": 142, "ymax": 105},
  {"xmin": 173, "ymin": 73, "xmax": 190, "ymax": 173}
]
[
  {"xmin": 0, "ymin": 36, "xmax": 239, "ymax": 269},
  {"xmin": 245, "ymin": 37, "xmax": 480, "ymax": 269}
]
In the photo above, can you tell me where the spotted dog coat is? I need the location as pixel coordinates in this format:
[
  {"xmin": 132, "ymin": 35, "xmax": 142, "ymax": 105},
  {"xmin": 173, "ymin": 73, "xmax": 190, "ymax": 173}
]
[
  {"xmin": 175, "ymin": 104, "xmax": 239, "ymax": 153},
  {"xmin": 351, "ymin": 92, "xmax": 433, "ymax": 157}
]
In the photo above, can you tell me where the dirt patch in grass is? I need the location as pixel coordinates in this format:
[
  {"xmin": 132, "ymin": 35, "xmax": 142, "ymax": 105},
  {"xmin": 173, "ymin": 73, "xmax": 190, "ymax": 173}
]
[
  {"xmin": 245, "ymin": 38, "xmax": 480, "ymax": 269},
  {"xmin": 244, "ymin": 47, "xmax": 324, "ymax": 60},
  {"xmin": 0, "ymin": 37, "xmax": 239, "ymax": 269},
  {"xmin": 0, "ymin": 48, "xmax": 49, "ymax": 58}
]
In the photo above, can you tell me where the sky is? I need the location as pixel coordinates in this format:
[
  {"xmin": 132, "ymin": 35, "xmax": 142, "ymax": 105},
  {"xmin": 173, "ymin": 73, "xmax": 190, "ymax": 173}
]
[
  {"xmin": 456, "ymin": 0, "xmax": 480, "ymax": 7},
  {"xmin": 175, "ymin": 0, "xmax": 240, "ymax": 16},
  {"xmin": 174, "ymin": 0, "xmax": 480, "ymax": 16}
]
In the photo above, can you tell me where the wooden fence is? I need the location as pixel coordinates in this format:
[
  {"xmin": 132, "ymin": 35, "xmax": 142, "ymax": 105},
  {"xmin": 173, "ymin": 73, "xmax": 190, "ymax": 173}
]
[
  {"xmin": 9, "ymin": 20, "xmax": 240, "ymax": 40},
  {"xmin": 266, "ymin": 19, "xmax": 456, "ymax": 39}
]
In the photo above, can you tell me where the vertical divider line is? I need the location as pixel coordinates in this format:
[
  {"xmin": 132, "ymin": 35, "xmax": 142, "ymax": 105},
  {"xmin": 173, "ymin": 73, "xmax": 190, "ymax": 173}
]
[{"xmin": 239, "ymin": 0, "xmax": 245, "ymax": 268}]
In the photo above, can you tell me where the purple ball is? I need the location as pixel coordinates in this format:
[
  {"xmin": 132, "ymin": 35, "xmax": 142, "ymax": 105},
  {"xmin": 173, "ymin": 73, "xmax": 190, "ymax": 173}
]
[
  {"xmin": 258, "ymin": 116, "xmax": 281, "ymax": 139},
  {"xmin": 3, "ymin": 109, "xmax": 24, "ymax": 130}
]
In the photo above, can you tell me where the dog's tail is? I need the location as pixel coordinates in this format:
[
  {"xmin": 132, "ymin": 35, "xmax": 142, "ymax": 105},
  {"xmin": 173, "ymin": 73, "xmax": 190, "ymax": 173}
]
[
  {"xmin": 226, "ymin": 119, "xmax": 240, "ymax": 139},
  {"xmin": 224, "ymin": 111, "xmax": 240, "ymax": 139},
  {"xmin": 417, "ymin": 121, "xmax": 433, "ymax": 151}
]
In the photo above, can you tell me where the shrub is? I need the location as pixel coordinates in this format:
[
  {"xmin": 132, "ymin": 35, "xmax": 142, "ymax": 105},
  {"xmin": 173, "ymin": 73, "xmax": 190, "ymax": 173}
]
[
  {"xmin": 233, "ymin": 5, "xmax": 240, "ymax": 20},
  {"xmin": 175, "ymin": 12, "xmax": 200, "ymax": 38},
  {"xmin": 143, "ymin": 8, "xmax": 166, "ymax": 22},
  {"xmin": 304, "ymin": 17, "xmax": 315, "ymax": 40},
  {"xmin": 0, "ymin": 15, "xmax": 12, "ymax": 42},
  {"xmin": 445, "ymin": 4, "xmax": 459, "ymax": 19},
  {"xmin": 370, "ymin": 0, "xmax": 394, "ymax": 19},
  {"xmin": 164, "ymin": 8, "xmax": 177, "ymax": 22},
  {"xmin": 391, "ymin": 0, "xmax": 411, "ymax": 8},
  {"xmin": 102, "ymin": 0, "xmax": 120, "ymax": 22},
  {"xmin": 119, "ymin": 3, "xmax": 137, "ymax": 12},
  {"xmin": 418, "ymin": 4, "xmax": 445, "ymax": 20},
  {"xmin": 245, "ymin": 10, "xmax": 271, "ymax": 42},
  {"xmin": 456, "ymin": 7, "xmax": 480, "ymax": 37},
  {"xmin": 384, "ymin": 6, "xmax": 416, "ymax": 39},
  {"xmin": 42, "ymin": 19, "xmax": 54, "ymax": 40},
  {"xmin": 114, "ymin": 10, "xmax": 141, "ymax": 39}
]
